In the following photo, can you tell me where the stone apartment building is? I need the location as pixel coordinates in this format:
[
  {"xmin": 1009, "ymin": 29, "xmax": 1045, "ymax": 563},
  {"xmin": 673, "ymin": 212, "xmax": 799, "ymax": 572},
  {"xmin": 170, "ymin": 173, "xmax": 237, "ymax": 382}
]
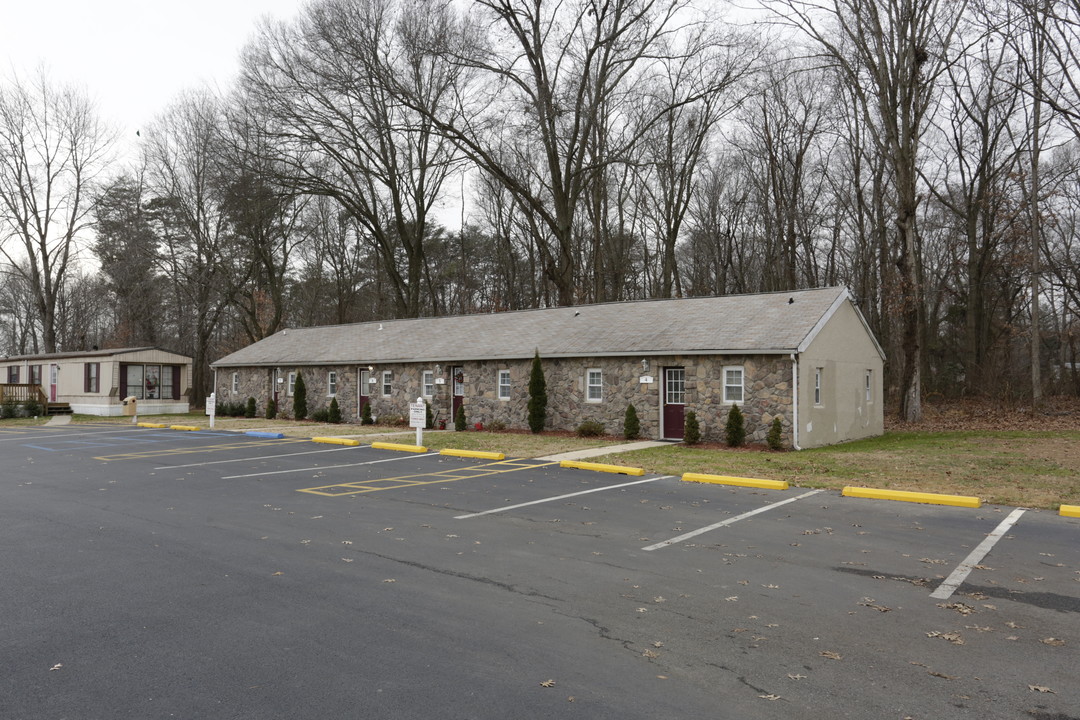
[{"xmin": 210, "ymin": 287, "xmax": 884, "ymax": 449}]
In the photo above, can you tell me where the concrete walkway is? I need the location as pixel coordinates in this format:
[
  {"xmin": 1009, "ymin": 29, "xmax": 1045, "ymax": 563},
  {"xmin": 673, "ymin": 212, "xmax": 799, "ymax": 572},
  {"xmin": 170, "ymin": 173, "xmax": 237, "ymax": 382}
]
[
  {"xmin": 537, "ymin": 440, "xmax": 672, "ymax": 462},
  {"xmin": 45, "ymin": 414, "xmax": 72, "ymax": 426}
]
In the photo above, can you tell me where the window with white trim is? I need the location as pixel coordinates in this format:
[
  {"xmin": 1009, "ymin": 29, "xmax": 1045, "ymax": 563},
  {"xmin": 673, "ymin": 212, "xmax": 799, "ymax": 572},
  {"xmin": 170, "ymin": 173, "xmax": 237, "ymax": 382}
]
[
  {"xmin": 723, "ymin": 366, "xmax": 744, "ymax": 403},
  {"xmin": 814, "ymin": 368, "xmax": 823, "ymax": 406},
  {"xmin": 586, "ymin": 368, "xmax": 603, "ymax": 402},
  {"xmin": 327, "ymin": 371, "xmax": 338, "ymax": 397},
  {"xmin": 231, "ymin": 372, "xmax": 239, "ymax": 394},
  {"xmin": 382, "ymin": 370, "xmax": 392, "ymax": 397},
  {"xmin": 422, "ymin": 370, "xmax": 434, "ymax": 398},
  {"xmin": 498, "ymin": 370, "xmax": 511, "ymax": 400},
  {"xmin": 865, "ymin": 370, "xmax": 873, "ymax": 402},
  {"xmin": 287, "ymin": 372, "xmax": 296, "ymax": 397}
]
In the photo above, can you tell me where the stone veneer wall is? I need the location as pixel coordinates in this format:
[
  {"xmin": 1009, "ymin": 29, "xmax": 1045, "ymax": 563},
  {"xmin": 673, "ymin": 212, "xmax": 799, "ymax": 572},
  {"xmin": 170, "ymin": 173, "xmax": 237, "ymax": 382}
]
[{"xmin": 215, "ymin": 354, "xmax": 795, "ymax": 446}]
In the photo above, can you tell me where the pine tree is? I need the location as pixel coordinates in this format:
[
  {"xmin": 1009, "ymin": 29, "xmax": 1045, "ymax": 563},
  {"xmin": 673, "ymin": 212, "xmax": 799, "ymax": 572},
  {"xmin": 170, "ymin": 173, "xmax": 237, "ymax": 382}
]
[
  {"xmin": 266, "ymin": 399, "xmax": 277, "ymax": 420},
  {"xmin": 624, "ymin": 404, "xmax": 640, "ymax": 440},
  {"xmin": 683, "ymin": 411, "xmax": 701, "ymax": 445},
  {"xmin": 725, "ymin": 404, "xmax": 745, "ymax": 447},
  {"xmin": 454, "ymin": 403, "xmax": 467, "ymax": 432},
  {"xmin": 361, "ymin": 401, "xmax": 373, "ymax": 425},
  {"xmin": 767, "ymin": 416, "xmax": 784, "ymax": 450},
  {"xmin": 293, "ymin": 371, "xmax": 307, "ymax": 420},
  {"xmin": 527, "ymin": 351, "xmax": 547, "ymax": 433},
  {"xmin": 425, "ymin": 399, "xmax": 434, "ymax": 429},
  {"xmin": 328, "ymin": 396, "xmax": 341, "ymax": 424},
  {"xmin": 245, "ymin": 397, "xmax": 257, "ymax": 418}
]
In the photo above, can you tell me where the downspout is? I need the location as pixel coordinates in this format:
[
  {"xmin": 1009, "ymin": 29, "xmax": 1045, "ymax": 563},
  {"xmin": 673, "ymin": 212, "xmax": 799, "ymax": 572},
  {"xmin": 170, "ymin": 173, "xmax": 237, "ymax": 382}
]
[
  {"xmin": 790, "ymin": 353, "xmax": 801, "ymax": 450},
  {"xmin": 213, "ymin": 369, "xmax": 218, "ymax": 408}
]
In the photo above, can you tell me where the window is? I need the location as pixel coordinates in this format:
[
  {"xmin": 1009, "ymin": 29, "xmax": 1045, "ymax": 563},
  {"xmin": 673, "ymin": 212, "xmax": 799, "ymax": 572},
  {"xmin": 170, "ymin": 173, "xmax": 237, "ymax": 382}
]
[
  {"xmin": 422, "ymin": 370, "xmax": 434, "ymax": 398},
  {"xmin": 359, "ymin": 370, "xmax": 371, "ymax": 397},
  {"xmin": 8, "ymin": 366, "xmax": 19, "ymax": 383},
  {"xmin": 232, "ymin": 372, "xmax": 239, "ymax": 395},
  {"xmin": 814, "ymin": 368, "xmax": 823, "ymax": 406},
  {"xmin": 161, "ymin": 369, "xmax": 175, "ymax": 400},
  {"xmin": 126, "ymin": 364, "xmax": 144, "ymax": 399},
  {"xmin": 666, "ymin": 368, "xmax": 685, "ymax": 404},
  {"xmin": 84, "ymin": 363, "xmax": 100, "ymax": 393},
  {"xmin": 723, "ymin": 366, "xmax": 744, "ymax": 403},
  {"xmin": 30, "ymin": 365, "xmax": 42, "ymax": 386},
  {"xmin": 586, "ymin": 369, "xmax": 603, "ymax": 402},
  {"xmin": 498, "ymin": 370, "xmax": 511, "ymax": 400},
  {"xmin": 328, "ymin": 371, "xmax": 338, "ymax": 397},
  {"xmin": 382, "ymin": 370, "xmax": 393, "ymax": 397},
  {"xmin": 287, "ymin": 372, "xmax": 296, "ymax": 397},
  {"xmin": 865, "ymin": 370, "xmax": 873, "ymax": 402}
]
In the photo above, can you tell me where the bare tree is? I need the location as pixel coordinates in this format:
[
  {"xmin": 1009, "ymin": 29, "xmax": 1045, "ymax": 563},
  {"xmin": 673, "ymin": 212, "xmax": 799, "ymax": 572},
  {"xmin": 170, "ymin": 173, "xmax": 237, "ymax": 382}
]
[
  {"xmin": 0, "ymin": 68, "xmax": 115, "ymax": 352},
  {"xmin": 765, "ymin": 0, "xmax": 967, "ymax": 421}
]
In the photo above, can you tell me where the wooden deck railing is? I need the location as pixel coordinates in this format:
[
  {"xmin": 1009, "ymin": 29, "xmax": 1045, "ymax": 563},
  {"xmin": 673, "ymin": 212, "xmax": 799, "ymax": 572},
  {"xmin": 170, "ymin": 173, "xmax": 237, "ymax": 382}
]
[{"xmin": 0, "ymin": 384, "xmax": 48, "ymax": 404}]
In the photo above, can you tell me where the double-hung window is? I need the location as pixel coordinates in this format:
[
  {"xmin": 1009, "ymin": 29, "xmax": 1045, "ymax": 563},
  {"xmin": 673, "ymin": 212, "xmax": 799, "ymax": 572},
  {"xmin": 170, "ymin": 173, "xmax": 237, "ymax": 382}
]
[
  {"xmin": 865, "ymin": 370, "xmax": 873, "ymax": 402},
  {"xmin": 382, "ymin": 370, "xmax": 393, "ymax": 397},
  {"xmin": 231, "ymin": 372, "xmax": 239, "ymax": 395},
  {"xmin": 328, "ymin": 371, "xmax": 338, "ymax": 397},
  {"xmin": 723, "ymin": 366, "xmax": 744, "ymax": 403},
  {"xmin": 287, "ymin": 372, "xmax": 296, "ymax": 397},
  {"xmin": 586, "ymin": 369, "xmax": 603, "ymax": 402},
  {"xmin": 498, "ymin": 370, "xmax": 511, "ymax": 400},
  {"xmin": 422, "ymin": 371, "xmax": 434, "ymax": 398},
  {"xmin": 84, "ymin": 363, "xmax": 99, "ymax": 393},
  {"xmin": 814, "ymin": 368, "xmax": 823, "ymax": 406}
]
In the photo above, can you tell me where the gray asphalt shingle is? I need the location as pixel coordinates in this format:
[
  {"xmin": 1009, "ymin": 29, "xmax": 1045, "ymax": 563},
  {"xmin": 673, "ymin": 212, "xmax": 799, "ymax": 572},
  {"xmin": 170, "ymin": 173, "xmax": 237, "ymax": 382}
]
[{"xmin": 211, "ymin": 287, "xmax": 850, "ymax": 367}]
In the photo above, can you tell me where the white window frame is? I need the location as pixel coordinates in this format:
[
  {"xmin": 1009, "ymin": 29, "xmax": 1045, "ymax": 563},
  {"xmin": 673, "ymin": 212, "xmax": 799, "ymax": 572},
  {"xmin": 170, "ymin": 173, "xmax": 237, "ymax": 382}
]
[
  {"xmin": 231, "ymin": 372, "xmax": 239, "ymax": 395},
  {"xmin": 723, "ymin": 366, "xmax": 744, "ymax": 404},
  {"xmin": 327, "ymin": 371, "xmax": 338, "ymax": 397},
  {"xmin": 814, "ymin": 368, "xmax": 823, "ymax": 406},
  {"xmin": 865, "ymin": 370, "xmax": 873, "ymax": 402},
  {"xmin": 497, "ymin": 369, "xmax": 511, "ymax": 401},
  {"xmin": 382, "ymin": 370, "xmax": 392, "ymax": 397},
  {"xmin": 287, "ymin": 372, "xmax": 296, "ymax": 397},
  {"xmin": 586, "ymin": 368, "xmax": 603, "ymax": 403},
  {"xmin": 422, "ymin": 370, "xmax": 434, "ymax": 398}
]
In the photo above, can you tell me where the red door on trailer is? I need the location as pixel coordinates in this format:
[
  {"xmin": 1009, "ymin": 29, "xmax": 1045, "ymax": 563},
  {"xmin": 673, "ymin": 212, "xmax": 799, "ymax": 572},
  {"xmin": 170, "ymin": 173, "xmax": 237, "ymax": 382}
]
[{"xmin": 662, "ymin": 367, "xmax": 685, "ymax": 439}]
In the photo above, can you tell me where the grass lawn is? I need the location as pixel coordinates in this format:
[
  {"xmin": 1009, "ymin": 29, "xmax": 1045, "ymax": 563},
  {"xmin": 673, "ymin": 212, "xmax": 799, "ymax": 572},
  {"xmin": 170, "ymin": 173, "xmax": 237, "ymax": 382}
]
[{"xmin": 45, "ymin": 413, "xmax": 1080, "ymax": 510}]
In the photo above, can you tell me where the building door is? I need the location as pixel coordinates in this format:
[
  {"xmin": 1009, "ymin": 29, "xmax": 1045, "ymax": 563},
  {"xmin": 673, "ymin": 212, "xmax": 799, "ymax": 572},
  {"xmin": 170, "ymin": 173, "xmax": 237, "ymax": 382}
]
[
  {"xmin": 49, "ymin": 364, "xmax": 58, "ymax": 402},
  {"xmin": 359, "ymin": 369, "xmax": 371, "ymax": 417},
  {"xmin": 451, "ymin": 366, "xmax": 464, "ymax": 422},
  {"xmin": 662, "ymin": 367, "xmax": 685, "ymax": 440}
]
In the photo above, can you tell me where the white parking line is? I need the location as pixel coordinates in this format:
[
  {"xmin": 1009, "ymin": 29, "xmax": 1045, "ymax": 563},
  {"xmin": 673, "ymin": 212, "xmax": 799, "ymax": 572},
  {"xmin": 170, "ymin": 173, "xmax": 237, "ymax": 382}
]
[
  {"xmin": 642, "ymin": 489, "xmax": 823, "ymax": 551},
  {"xmin": 156, "ymin": 445, "xmax": 358, "ymax": 470},
  {"xmin": 220, "ymin": 452, "xmax": 439, "ymax": 479},
  {"xmin": 929, "ymin": 507, "xmax": 1027, "ymax": 600},
  {"xmin": 455, "ymin": 476, "xmax": 675, "ymax": 519}
]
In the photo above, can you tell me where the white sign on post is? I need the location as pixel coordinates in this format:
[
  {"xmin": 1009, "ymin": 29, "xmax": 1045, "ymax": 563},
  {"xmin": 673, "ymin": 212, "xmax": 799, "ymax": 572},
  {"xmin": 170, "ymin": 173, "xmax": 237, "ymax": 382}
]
[
  {"xmin": 207, "ymin": 391, "xmax": 216, "ymax": 429},
  {"xmin": 409, "ymin": 397, "xmax": 426, "ymax": 446}
]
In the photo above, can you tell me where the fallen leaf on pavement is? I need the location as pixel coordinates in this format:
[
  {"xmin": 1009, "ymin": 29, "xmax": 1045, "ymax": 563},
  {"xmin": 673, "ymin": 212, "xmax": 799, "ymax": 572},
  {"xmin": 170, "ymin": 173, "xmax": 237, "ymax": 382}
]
[
  {"xmin": 1029, "ymin": 685, "xmax": 1055, "ymax": 693},
  {"xmin": 540, "ymin": 679, "xmax": 556, "ymax": 688},
  {"xmin": 820, "ymin": 651, "xmax": 842, "ymax": 660}
]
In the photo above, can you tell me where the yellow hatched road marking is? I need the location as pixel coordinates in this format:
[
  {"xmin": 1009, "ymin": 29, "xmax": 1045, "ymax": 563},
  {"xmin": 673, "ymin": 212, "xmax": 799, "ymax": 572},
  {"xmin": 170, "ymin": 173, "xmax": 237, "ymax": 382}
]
[
  {"xmin": 95, "ymin": 437, "xmax": 308, "ymax": 461},
  {"xmin": 297, "ymin": 459, "xmax": 557, "ymax": 497}
]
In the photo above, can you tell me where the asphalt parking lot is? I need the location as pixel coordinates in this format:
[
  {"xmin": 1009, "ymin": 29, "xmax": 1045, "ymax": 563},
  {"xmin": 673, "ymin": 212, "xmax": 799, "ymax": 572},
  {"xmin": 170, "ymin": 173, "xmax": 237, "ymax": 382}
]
[{"xmin": 2, "ymin": 424, "xmax": 1077, "ymax": 719}]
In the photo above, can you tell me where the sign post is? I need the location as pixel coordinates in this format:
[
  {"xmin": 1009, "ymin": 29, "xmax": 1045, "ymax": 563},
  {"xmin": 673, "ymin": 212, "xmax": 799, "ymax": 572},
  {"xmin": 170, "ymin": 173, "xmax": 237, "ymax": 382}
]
[
  {"xmin": 408, "ymin": 397, "xmax": 426, "ymax": 446},
  {"xmin": 206, "ymin": 391, "xmax": 216, "ymax": 430}
]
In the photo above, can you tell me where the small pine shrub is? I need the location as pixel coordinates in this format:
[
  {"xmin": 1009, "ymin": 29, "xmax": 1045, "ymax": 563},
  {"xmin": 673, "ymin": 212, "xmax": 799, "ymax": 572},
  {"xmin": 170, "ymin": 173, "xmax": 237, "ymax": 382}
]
[
  {"xmin": 454, "ymin": 404, "xmax": 467, "ymax": 432},
  {"xmin": 425, "ymin": 399, "xmax": 433, "ymax": 429},
  {"xmin": 328, "ymin": 397, "xmax": 342, "ymax": 424},
  {"xmin": 23, "ymin": 400, "xmax": 42, "ymax": 417},
  {"xmin": 527, "ymin": 351, "xmax": 547, "ymax": 433},
  {"xmin": 266, "ymin": 399, "xmax": 277, "ymax": 420},
  {"xmin": 311, "ymin": 407, "xmax": 330, "ymax": 423},
  {"xmin": 245, "ymin": 397, "xmax": 257, "ymax": 418},
  {"xmin": 488, "ymin": 420, "xmax": 507, "ymax": 432},
  {"xmin": 624, "ymin": 404, "xmax": 640, "ymax": 440},
  {"xmin": 361, "ymin": 402, "xmax": 374, "ymax": 425},
  {"xmin": 1, "ymin": 398, "xmax": 16, "ymax": 418},
  {"xmin": 683, "ymin": 411, "xmax": 701, "ymax": 445},
  {"xmin": 577, "ymin": 420, "xmax": 605, "ymax": 437},
  {"xmin": 767, "ymin": 416, "xmax": 784, "ymax": 450},
  {"xmin": 293, "ymin": 372, "xmax": 307, "ymax": 420},
  {"xmin": 725, "ymin": 404, "xmax": 746, "ymax": 447}
]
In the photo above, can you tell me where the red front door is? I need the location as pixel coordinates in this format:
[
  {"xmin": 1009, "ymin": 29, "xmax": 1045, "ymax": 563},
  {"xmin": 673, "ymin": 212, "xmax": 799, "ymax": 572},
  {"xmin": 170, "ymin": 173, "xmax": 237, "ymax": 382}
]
[
  {"xmin": 662, "ymin": 367, "xmax": 685, "ymax": 440},
  {"xmin": 451, "ymin": 366, "xmax": 464, "ymax": 423},
  {"xmin": 359, "ymin": 369, "xmax": 371, "ymax": 417}
]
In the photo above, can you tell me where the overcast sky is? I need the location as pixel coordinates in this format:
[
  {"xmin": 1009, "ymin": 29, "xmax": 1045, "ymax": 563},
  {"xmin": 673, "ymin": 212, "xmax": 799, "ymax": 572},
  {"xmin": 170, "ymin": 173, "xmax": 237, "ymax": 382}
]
[{"xmin": 1, "ymin": 1, "xmax": 305, "ymax": 155}]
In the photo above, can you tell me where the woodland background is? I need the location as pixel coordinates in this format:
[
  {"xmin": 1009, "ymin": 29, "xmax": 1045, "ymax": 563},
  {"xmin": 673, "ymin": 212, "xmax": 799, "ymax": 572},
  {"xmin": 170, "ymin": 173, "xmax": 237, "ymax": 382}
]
[{"xmin": 2, "ymin": 0, "xmax": 1079, "ymax": 417}]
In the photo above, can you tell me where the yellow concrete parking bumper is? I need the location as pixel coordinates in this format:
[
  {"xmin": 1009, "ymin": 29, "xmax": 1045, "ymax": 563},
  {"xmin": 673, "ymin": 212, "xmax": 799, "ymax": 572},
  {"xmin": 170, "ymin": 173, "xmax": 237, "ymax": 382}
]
[
  {"xmin": 440, "ymin": 448, "xmax": 505, "ymax": 460},
  {"xmin": 312, "ymin": 437, "xmax": 361, "ymax": 447},
  {"xmin": 137, "ymin": 422, "xmax": 167, "ymax": 428},
  {"xmin": 169, "ymin": 425, "xmax": 201, "ymax": 432},
  {"xmin": 371, "ymin": 441, "xmax": 428, "ymax": 453},
  {"xmin": 682, "ymin": 473, "xmax": 788, "ymax": 490},
  {"xmin": 559, "ymin": 460, "xmax": 645, "ymax": 476},
  {"xmin": 842, "ymin": 486, "xmax": 981, "ymax": 508},
  {"xmin": 1060, "ymin": 504, "xmax": 1080, "ymax": 518}
]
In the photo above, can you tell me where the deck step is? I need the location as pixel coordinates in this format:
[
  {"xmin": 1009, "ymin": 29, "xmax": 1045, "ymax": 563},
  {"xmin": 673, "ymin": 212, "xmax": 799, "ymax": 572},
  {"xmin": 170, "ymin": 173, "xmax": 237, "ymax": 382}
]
[{"xmin": 46, "ymin": 403, "xmax": 73, "ymax": 415}]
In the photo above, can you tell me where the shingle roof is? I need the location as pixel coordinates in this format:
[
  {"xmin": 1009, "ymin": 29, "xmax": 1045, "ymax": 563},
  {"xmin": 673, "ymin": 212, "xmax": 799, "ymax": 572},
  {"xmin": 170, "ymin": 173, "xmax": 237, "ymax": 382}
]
[
  {"xmin": 212, "ymin": 287, "xmax": 867, "ymax": 368},
  {"xmin": 3, "ymin": 347, "xmax": 191, "ymax": 362}
]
